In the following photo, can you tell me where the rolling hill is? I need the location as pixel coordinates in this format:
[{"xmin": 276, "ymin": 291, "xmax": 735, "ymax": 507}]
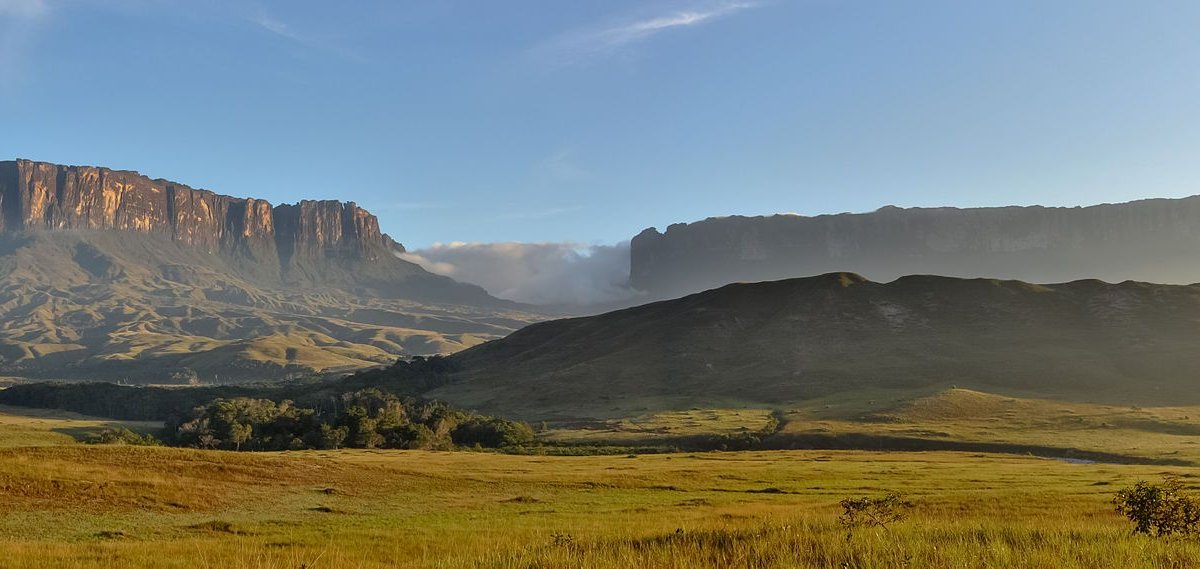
[{"xmin": 433, "ymin": 273, "xmax": 1200, "ymax": 418}]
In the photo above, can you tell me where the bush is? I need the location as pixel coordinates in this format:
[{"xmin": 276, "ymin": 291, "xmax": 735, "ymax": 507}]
[
  {"xmin": 83, "ymin": 427, "xmax": 160, "ymax": 446},
  {"xmin": 1114, "ymin": 477, "xmax": 1200, "ymax": 537},
  {"xmin": 451, "ymin": 417, "xmax": 535, "ymax": 448},
  {"xmin": 838, "ymin": 492, "xmax": 913, "ymax": 534}
]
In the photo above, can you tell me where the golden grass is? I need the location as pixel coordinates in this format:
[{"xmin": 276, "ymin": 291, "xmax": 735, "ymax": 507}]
[
  {"xmin": 0, "ymin": 404, "xmax": 160, "ymax": 448},
  {"xmin": 0, "ymin": 441, "xmax": 1198, "ymax": 567},
  {"xmin": 542, "ymin": 407, "xmax": 777, "ymax": 442},
  {"xmin": 780, "ymin": 388, "xmax": 1200, "ymax": 463},
  {"xmin": 4, "ymin": 404, "xmax": 1200, "ymax": 567}
]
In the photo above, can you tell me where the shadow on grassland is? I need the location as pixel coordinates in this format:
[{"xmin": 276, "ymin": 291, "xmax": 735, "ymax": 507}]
[{"xmin": 758, "ymin": 433, "xmax": 1193, "ymax": 466}]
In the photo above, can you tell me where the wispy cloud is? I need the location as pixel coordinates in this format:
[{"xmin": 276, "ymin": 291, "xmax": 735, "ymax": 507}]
[
  {"xmin": 245, "ymin": 8, "xmax": 366, "ymax": 62},
  {"xmin": 531, "ymin": 1, "xmax": 761, "ymax": 67},
  {"xmin": 0, "ymin": 0, "xmax": 49, "ymax": 90},
  {"xmin": 251, "ymin": 11, "xmax": 304, "ymax": 43},
  {"xmin": 536, "ymin": 149, "xmax": 589, "ymax": 184},
  {"xmin": 0, "ymin": 0, "xmax": 46, "ymax": 18}
]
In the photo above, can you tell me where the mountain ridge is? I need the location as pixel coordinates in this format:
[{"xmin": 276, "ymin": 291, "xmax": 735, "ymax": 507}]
[
  {"xmin": 631, "ymin": 196, "xmax": 1200, "ymax": 298},
  {"xmin": 1, "ymin": 159, "xmax": 404, "ymax": 282},
  {"xmin": 431, "ymin": 272, "xmax": 1200, "ymax": 419}
]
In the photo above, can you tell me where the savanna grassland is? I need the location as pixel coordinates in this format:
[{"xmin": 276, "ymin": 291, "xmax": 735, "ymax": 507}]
[{"xmin": 2, "ymin": 407, "xmax": 1200, "ymax": 568}]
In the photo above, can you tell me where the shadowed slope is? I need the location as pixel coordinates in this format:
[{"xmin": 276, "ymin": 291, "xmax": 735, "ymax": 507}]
[{"xmin": 435, "ymin": 273, "xmax": 1200, "ymax": 417}]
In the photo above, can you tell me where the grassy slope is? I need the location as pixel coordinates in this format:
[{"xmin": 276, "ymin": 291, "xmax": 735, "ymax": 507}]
[
  {"xmin": 0, "ymin": 231, "xmax": 542, "ymax": 382},
  {"xmin": 438, "ymin": 273, "xmax": 1200, "ymax": 419},
  {"xmin": 543, "ymin": 387, "xmax": 1200, "ymax": 465},
  {"xmin": 0, "ymin": 404, "xmax": 160, "ymax": 447},
  {"xmin": 2, "ymin": 407, "xmax": 1200, "ymax": 567}
]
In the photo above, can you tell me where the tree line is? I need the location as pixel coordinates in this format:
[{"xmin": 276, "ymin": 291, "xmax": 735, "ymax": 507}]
[
  {"xmin": 167, "ymin": 388, "xmax": 534, "ymax": 451},
  {"xmin": 0, "ymin": 356, "xmax": 536, "ymax": 451}
]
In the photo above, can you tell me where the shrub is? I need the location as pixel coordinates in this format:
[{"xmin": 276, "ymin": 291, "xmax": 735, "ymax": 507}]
[
  {"xmin": 838, "ymin": 492, "xmax": 913, "ymax": 534},
  {"xmin": 451, "ymin": 417, "xmax": 535, "ymax": 448},
  {"xmin": 1113, "ymin": 477, "xmax": 1200, "ymax": 537},
  {"xmin": 83, "ymin": 427, "xmax": 161, "ymax": 446}
]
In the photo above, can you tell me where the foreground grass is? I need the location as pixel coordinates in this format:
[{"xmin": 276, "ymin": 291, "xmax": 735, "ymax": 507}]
[
  {"xmin": 1, "ymin": 443, "xmax": 1199, "ymax": 568},
  {"xmin": 3, "ymin": 403, "xmax": 1200, "ymax": 567}
]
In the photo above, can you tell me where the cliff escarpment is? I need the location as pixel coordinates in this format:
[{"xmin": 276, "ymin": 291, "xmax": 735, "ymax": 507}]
[
  {"xmin": 631, "ymin": 198, "xmax": 1200, "ymax": 298},
  {"xmin": 0, "ymin": 159, "xmax": 399, "ymax": 276},
  {"xmin": 0, "ymin": 159, "xmax": 501, "ymax": 303},
  {"xmin": 0, "ymin": 159, "xmax": 536, "ymax": 383}
]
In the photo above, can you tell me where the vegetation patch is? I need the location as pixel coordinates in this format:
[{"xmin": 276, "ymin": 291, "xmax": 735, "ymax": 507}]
[{"xmin": 1114, "ymin": 477, "xmax": 1200, "ymax": 537}]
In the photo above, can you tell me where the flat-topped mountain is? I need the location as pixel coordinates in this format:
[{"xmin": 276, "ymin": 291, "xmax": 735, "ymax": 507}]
[
  {"xmin": 0, "ymin": 159, "xmax": 489, "ymax": 299},
  {"xmin": 631, "ymin": 197, "xmax": 1200, "ymax": 298},
  {"xmin": 0, "ymin": 159, "xmax": 542, "ymax": 383},
  {"xmin": 432, "ymin": 273, "xmax": 1200, "ymax": 418}
]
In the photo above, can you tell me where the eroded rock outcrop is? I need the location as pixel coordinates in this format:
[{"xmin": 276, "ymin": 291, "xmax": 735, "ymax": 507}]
[
  {"xmin": 631, "ymin": 198, "xmax": 1200, "ymax": 298},
  {"xmin": 0, "ymin": 159, "xmax": 418, "ymax": 284},
  {"xmin": 0, "ymin": 159, "xmax": 396, "ymax": 258}
]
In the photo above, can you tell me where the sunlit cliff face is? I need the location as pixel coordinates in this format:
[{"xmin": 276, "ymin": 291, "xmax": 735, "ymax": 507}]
[{"xmin": 0, "ymin": 159, "xmax": 388, "ymax": 260}]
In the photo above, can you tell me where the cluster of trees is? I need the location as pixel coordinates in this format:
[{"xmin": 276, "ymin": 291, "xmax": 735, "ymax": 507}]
[{"xmin": 166, "ymin": 388, "xmax": 534, "ymax": 451}]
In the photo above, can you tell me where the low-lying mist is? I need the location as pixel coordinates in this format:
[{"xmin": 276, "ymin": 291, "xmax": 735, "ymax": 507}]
[{"xmin": 399, "ymin": 241, "xmax": 639, "ymax": 307}]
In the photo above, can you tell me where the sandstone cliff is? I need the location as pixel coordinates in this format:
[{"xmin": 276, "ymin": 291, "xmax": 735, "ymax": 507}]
[
  {"xmin": 0, "ymin": 159, "xmax": 531, "ymax": 383},
  {"xmin": 0, "ymin": 159, "xmax": 396, "ymax": 264},
  {"xmin": 631, "ymin": 198, "xmax": 1200, "ymax": 298},
  {"xmin": 0, "ymin": 159, "xmax": 490, "ymax": 300}
]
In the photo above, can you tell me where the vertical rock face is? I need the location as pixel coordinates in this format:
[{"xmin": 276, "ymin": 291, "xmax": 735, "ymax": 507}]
[
  {"xmin": 0, "ymin": 159, "xmax": 395, "ymax": 268},
  {"xmin": 0, "ymin": 158, "xmax": 503, "ymax": 306},
  {"xmin": 630, "ymin": 198, "xmax": 1200, "ymax": 298},
  {"xmin": 273, "ymin": 200, "xmax": 386, "ymax": 262}
]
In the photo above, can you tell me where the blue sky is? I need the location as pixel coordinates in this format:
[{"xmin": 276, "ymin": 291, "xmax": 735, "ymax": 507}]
[{"xmin": 1, "ymin": 0, "xmax": 1198, "ymax": 249}]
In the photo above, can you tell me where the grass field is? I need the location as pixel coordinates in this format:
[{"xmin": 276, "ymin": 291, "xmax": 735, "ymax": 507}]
[
  {"xmin": 543, "ymin": 388, "xmax": 1200, "ymax": 465},
  {"xmin": 0, "ymin": 404, "xmax": 160, "ymax": 448},
  {"xmin": 2, "ymin": 407, "xmax": 1200, "ymax": 567}
]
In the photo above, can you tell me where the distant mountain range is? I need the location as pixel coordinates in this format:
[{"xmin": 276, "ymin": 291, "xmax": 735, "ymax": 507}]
[
  {"xmin": 7, "ymin": 158, "xmax": 1200, "ymax": 393},
  {"xmin": 433, "ymin": 273, "xmax": 1200, "ymax": 418},
  {"xmin": 0, "ymin": 160, "xmax": 542, "ymax": 382},
  {"xmin": 631, "ymin": 198, "xmax": 1200, "ymax": 299}
]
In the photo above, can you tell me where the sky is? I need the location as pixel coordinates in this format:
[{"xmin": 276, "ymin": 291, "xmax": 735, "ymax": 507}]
[{"xmin": 2, "ymin": 0, "xmax": 1199, "ymax": 256}]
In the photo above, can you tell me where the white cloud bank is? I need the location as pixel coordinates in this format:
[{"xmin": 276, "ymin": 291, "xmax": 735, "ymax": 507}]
[{"xmin": 399, "ymin": 242, "xmax": 638, "ymax": 307}]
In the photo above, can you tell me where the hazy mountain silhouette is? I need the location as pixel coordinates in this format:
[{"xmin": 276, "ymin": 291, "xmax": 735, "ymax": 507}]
[{"xmin": 631, "ymin": 198, "xmax": 1200, "ymax": 299}]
